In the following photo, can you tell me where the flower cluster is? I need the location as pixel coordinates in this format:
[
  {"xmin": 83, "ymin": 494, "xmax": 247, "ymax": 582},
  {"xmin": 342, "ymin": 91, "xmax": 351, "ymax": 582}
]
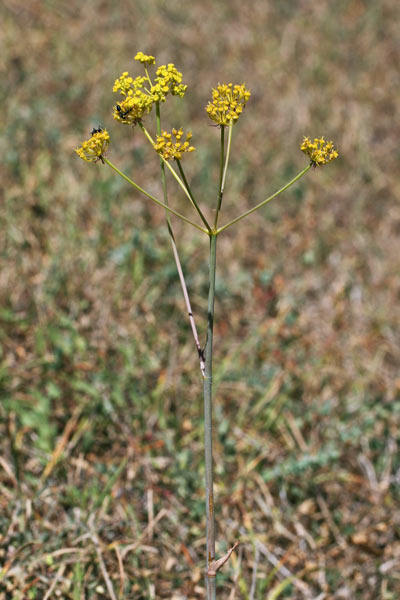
[
  {"xmin": 112, "ymin": 54, "xmax": 187, "ymax": 125},
  {"xmin": 153, "ymin": 128, "xmax": 195, "ymax": 161},
  {"xmin": 113, "ymin": 72, "xmax": 147, "ymax": 96},
  {"xmin": 151, "ymin": 64, "xmax": 187, "ymax": 102},
  {"xmin": 300, "ymin": 137, "xmax": 339, "ymax": 166},
  {"xmin": 112, "ymin": 70, "xmax": 153, "ymax": 124},
  {"xmin": 113, "ymin": 94, "xmax": 154, "ymax": 125},
  {"xmin": 75, "ymin": 128, "xmax": 110, "ymax": 163},
  {"xmin": 206, "ymin": 83, "xmax": 251, "ymax": 126},
  {"xmin": 134, "ymin": 51, "xmax": 155, "ymax": 66}
]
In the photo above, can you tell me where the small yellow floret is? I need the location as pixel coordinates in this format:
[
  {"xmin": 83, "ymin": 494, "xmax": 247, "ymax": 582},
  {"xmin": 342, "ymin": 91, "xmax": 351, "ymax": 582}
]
[
  {"xmin": 300, "ymin": 136, "xmax": 339, "ymax": 166},
  {"xmin": 153, "ymin": 128, "xmax": 195, "ymax": 161},
  {"xmin": 206, "ymin": 83, "xmax": 251, "ymax": 126},
  {"xmin": 75, "ymin": 129, "xmax": 110, "ymax": 163},
  {"xmin": 134, "ymin": 51, "xmax": 156, "ymax": 66}
]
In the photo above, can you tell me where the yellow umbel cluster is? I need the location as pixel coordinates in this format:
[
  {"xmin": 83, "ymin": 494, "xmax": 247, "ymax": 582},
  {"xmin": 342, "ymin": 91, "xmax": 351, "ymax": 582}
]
[
  {"xmin": 151, "ymin": 64, "xmax": 187, "ymax": 102},
  {"xmin": 300, "ymin": 137, "xmax": 339, "ymax": 166},
  {"xmin": 206, "ymin": 83, "xmax": 251, "ymax": 126},
  {"xmin": 75, "ymin": 128, "xmax": 110, "ymax": 163},
  {"xmin": 112, "ymin": 54, "xmax": 187, "ymax": 124},
  {"xmin": 153, "ymin": 128, "xmax": 195, "ymax": 161},
  {"xmin": 113, "ymin": 73, "xmax": 147, "ymax": 96},
  {"xmin": 134, "ymin": 51, "xmax": 155, "ymax": 66},
  {"xmin": 113, "ymin": 93, "xmax": 154, "ymax": 125}
]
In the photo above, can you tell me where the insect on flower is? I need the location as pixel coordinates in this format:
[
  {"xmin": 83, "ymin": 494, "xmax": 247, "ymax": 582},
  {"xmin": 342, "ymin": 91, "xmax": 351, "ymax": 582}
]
[
  {"xmin": 114, "ymin": 103, "xmax": 133, "ymax": 118},
  {"xmin": 90, "ymin": 126, "xmax": 104, "ymax": 136},
  {"xmin": 75, "ymin": 128, "xmax": 110, "ymax": 164}
]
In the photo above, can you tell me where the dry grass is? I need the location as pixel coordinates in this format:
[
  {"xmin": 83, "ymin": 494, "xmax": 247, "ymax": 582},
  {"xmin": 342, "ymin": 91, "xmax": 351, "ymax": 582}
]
[{"xmin": 1, "ymin": 0, "xmax": 400, "ymax": 598}]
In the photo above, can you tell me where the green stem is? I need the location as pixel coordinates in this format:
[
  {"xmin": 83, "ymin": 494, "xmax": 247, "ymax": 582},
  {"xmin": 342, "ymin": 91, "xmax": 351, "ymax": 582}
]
[
  {"xmin": 139, "ymin": 124, "xmax": 193, "ymax": 200},
  {"xmin": 155, "ymin": 104, "xmax": 206, "ymax": 376},
  {"xmin": 103, "ymin": 157, "xmax": 208, "ymax": 234},
  {"xmin": 204, "ymin": 233, "xmax": 217, "ymax": 599},
  {"xmin": 221, "ymin": 123, "xmax": 233, "ymax": 196},
  {"xmin": 213, "ymin": 126, "xmax": 225, "ymax": 229},
  {"xmin": 144, "ymin": 67, "xmax": 153, "ymax": 88},
  {"xmin": 176, "ymin": 160, "xmax": 211, "ymax": 233},
  {"xmin": 213, "ymin": 123, "xmax": 233, "ymax": 229},
  {"xmin": 216, "ymin": 163, "xmax": 312, "ymax": 234},
  {"xmin": 139, "ymin": 122, "xmax": 212, "ymax": 232},
  {"xmin": 155, "ymin": 103, "xmax": 167, "ymax": 202}
]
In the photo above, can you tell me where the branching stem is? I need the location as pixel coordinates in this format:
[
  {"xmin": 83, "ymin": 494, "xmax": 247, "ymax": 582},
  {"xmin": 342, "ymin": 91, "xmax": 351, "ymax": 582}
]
[
  {"xmin": 139, "ymin": 123, "xmax": 212, "ymax": 232},
  {"xmin": 103, "ymin": 158, "xmax": 208, "ymax": 234},
  {"xmin": 155, "ymin": 103, "xmax": 206, "ymax": 376},
  {"xmin": 216, "ymin": 164, "xmax": 312, "ymax": 234}
]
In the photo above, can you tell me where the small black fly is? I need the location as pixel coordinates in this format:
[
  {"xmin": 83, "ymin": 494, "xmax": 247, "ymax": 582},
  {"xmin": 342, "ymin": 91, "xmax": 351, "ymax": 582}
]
[
  {"xmin": 90, "ymin": 126, "xmax": 103, "ymax": 136},
  {"xmin": 115, "ymin": 104, "xmax": 133, "ymax": 118}
]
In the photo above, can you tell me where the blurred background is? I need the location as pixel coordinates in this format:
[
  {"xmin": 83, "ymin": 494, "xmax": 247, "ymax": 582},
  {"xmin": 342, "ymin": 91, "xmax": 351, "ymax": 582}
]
[{"xmin": 1, "ymin": 0, "xmax": 399, "ymax": 598}]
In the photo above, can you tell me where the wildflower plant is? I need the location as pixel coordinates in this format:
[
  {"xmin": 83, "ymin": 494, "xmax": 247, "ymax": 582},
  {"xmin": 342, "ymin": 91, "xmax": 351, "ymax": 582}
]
[{"xmin": 75, "ymin": 52, "xmax": 338, "ymax": 598}]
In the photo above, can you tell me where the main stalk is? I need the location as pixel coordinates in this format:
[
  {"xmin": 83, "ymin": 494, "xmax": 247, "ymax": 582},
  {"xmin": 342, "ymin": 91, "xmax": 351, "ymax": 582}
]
[{"xmin": 204, "ymin": 233, "xmax": 217, "ymax": 599}]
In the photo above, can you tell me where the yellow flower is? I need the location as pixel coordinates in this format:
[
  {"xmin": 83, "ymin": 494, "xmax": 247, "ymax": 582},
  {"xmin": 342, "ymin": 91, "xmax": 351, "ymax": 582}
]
[
  {"xmin": 300, "ymin": 137, "xmax": 339, "ymax": 166},
  {"xmin": 206, "ymin": 83, "xmax": 251, "ymax": 126},
  {"xmin": 113, "ymin": 73, "xmax": 147, "ymax": 96},
  {"xmin": 112, "ymin": 58, "xmax": 187, "ymax": 126},
  {"xmin": 113, "ymin": 92, "xmax": 154, "ymax": 125},
  {"xmin": 153, "ymin": 128, "xmax": 195, "ymax": 161},
  {"xmin": 134, "ymin": 51, "xmax": 156, "ymax": 66},
  {"xmin": 151, "ymin": 64, "xmax": 187, "ymax": 102},
  {"xmin": 75, "ymin": 128, "xmax": 110, "ymax": 163}
]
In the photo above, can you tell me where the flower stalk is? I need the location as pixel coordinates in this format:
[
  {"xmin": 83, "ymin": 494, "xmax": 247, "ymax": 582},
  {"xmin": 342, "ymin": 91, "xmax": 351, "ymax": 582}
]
[
  {"xmin": 204, "ymin": 231, "xmax": 217, "ymax": 600},
  {"xmin": 103, "ymin": 158, "xmax": 208, "ymax": 234},
  {"xmin": 155, "ymin": 102, "xmax": 206, "ymax": 376},
  {"xmin": 216, "ymin": 163, "xmax": 312, "ymax": 234},
  {"xmin": 139, "ymin": 123, "xmax": 211, "ymax": 232}
]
